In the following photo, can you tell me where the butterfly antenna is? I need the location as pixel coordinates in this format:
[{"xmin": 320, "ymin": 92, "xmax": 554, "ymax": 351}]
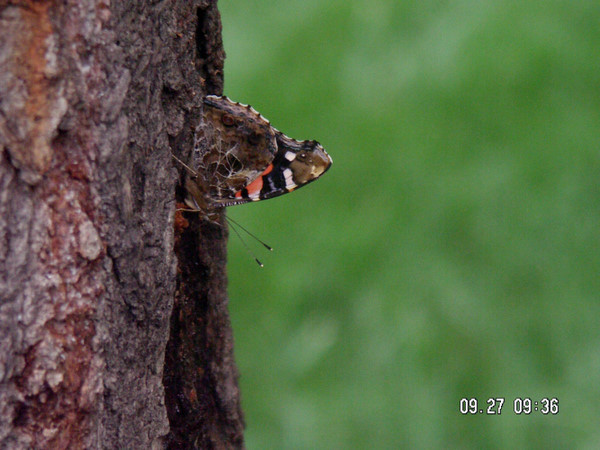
[
  {"xmin": 228, "ymin": 218, "xmax": 264, "ymax": 267},
  {"xmin": 226, "ymin": 216, "xmax": 273, "ymax": 251}
]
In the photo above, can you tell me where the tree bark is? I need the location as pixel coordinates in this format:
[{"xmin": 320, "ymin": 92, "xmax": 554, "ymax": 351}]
[{"xmin": 0, "ymin": 0, "xmax": 243, "ymax": 448}]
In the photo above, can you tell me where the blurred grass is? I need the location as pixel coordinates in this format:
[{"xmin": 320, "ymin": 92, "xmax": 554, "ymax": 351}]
[{"xmin": 219, "ymin": 0, "xmax": 600, "ymax": 448}]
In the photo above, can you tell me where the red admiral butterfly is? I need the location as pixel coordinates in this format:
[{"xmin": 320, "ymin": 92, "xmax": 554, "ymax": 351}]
[{"xmin": 179, "ymin": 95, "xmax": 332, "ymax": 217}]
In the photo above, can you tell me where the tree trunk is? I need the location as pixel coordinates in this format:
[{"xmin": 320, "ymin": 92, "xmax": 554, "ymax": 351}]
[{"xmin": 0, "ymin": 0, "xmax": 243, "ymax": 448}]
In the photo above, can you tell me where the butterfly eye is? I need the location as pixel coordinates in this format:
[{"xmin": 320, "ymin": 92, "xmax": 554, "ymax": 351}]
[{"xmin": 222, "ymin": 114, "xmax": 235, "ymax": 127}]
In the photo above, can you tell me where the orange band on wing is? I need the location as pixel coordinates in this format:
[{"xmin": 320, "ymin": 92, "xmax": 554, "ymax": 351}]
[{"xmin": 235, "ymin": 164, "xmax": 274, "ymax": 199}]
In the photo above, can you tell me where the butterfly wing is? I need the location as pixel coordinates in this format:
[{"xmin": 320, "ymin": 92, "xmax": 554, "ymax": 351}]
[
  {"xmin": 186, "ymin": 95, "xmax": 332, "ymax": 210},
  {"xmin": 225, "ymin": 132, "xmax": 332, "ymax": 205}
]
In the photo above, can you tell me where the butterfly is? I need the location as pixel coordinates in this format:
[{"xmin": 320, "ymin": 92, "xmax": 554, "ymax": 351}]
[{"xmin": 178, "ymin": 95, "xmax": 332, "ymax": 218}]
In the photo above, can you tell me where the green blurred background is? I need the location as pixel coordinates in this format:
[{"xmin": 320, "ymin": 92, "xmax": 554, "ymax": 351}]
[{"xmin": 219, "ymin": 0, "xmax": 600, "ymax": 448}]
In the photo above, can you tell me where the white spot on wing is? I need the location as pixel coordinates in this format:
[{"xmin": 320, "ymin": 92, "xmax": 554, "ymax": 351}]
[
  {"xmin": 283, "ymin": 168, "xmax": 296, "ymax": 190},
  {"xmin": 284, "ymin": 151, "xmax": 296, "ymax": 161}
]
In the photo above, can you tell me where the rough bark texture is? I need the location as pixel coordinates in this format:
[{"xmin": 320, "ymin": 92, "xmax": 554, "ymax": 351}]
[{"xmin": 0, "ymin": 0, "xmax": 242, "ymax": 448}]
